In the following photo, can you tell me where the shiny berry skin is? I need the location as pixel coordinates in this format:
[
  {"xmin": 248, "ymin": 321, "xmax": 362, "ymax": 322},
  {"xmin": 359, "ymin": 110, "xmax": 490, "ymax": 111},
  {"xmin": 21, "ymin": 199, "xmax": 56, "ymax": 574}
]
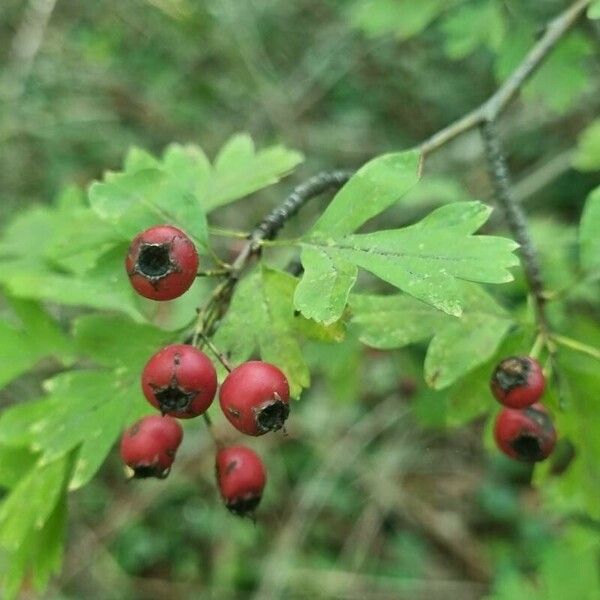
[
  {"xmin": 125, "ymin": 225, "xmax": 199, "ymax": 301},
  {"xmin": 494, "ymin": 403, "xmax": 557, "ymax": 463},
  {"xmin": 120, "ymin": 414, "xmax": 183, "ymax": 479},
  {"xmin": 490, "ymin": 355, "xmax": 545, "ymax": 408},
  {"xmin": 216, "ymin": 445, "xmax": 267, "ymax": 517},
  {"xmin": 219, "ymin": 361, "xmax": 290, "ymax": 436},
  {"xmin": 142, "ymin": 344, "xmax": 217, "ymax": 419}
]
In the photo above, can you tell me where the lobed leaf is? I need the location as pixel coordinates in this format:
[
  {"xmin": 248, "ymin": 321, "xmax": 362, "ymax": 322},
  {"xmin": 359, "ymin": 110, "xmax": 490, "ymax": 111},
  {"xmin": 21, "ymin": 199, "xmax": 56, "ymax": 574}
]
[
  {"xmin": 0, "ymin": 458, "xmax": 68, "ymax": 599},
  {"xmin": 213, "ymin": 265, "xmax": 344, "ymax": 396},
  {"xmin": 205, "ymin": 134, "xmax": 303, "ymax": 211},
  {"xmin": 351, "ymin": 282, "xmax": 512, "ymax": 389},
  {"xmin": 298, "ymin": 201, "xmax": 519, "ymax": 322},
  {"xmin": 0, "ymin": 369, "xmax": 142, "ymax": 491},
  {"xmin": 89, "ymin": 168, "xmax": 209, "ymax": 250},
  {"xmin": 0, "ymin": 298, "xmax": 70, "ymax": 389},
  {"xmin": 310, "ymin": 150, "xmax": 421, "ymax": 238}
]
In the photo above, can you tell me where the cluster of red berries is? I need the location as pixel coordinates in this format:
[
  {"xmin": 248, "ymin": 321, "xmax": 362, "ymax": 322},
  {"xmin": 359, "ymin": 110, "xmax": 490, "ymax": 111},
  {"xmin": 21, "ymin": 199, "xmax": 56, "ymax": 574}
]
[
  {"xmin": 120, "ymin": 225, "xmax": 290, "ymax": 517},
  {"xmin": 490, "ymin": 356, "xmax": 557, "ymax": 463}
]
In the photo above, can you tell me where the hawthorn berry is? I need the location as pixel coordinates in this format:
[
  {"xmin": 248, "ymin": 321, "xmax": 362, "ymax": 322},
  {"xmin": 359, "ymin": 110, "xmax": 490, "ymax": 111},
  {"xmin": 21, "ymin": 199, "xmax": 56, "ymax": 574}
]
[
  {"xmin": 125, "ymin": 225, "xmax": 198, "ymax": 301},
  {"xmin": 120, "ymin": 414, "xmax": 183, "ymax": 479},
  {"xmin": 216, "ymin": 445, "xmax": 267, "ymax": 517},
  {"xmin": 494, "ymin": 403, "xmax": 557, "ymax": 463},
  {"xmin": 219, "ymin": 361, "xmax": 290, "ymax": 436},
  {"xmin": 142, "ymin": 344, "xmax": 217, "ymax": 419},
  {"xmin": 490, "ymin": 355, "xmax": 545, "ymax": 409}
]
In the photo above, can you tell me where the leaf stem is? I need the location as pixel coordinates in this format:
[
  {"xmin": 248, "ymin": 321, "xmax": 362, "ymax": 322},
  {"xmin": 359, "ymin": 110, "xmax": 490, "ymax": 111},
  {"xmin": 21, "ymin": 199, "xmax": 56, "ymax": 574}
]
[
  {"xmin": 186, "ymin": 0, "xmax": 590, "ymax": 382},
  {"xmin": 529, "ymin": 333, "xmax": 545, "ymax": 360},
  {"xmin": 551, "ymin": 334, "xmax": 600, "ymax": 361},
  {"xmin": 418, "ymin": 0, "xmax": 591, "ymax": 158},
  {"xmin": 198, "ymin": 333, "xmax": 233, "ymax": 372},
  {"xmin": 208, "ymin": 227, "xmax": 251, "ymax": 239},
  {"xmin": 202, "ymin": 412, "xmax": 221, "ymax": 448},
  {"xmin": 196, "ymin": 268, "xmax": 232, "ymax": 278}
]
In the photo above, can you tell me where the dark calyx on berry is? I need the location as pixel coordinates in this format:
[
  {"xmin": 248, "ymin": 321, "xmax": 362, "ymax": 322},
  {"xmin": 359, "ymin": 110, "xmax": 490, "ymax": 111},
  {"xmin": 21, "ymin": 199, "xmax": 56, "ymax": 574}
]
[
  {"xmin": 152, "ymin": 381, "xmax": 197, "ymax": 413},
  {"xmin": 493, "ymin": 356, "xmax": 531, "ymax": 391},
  {"xmin": 255, "ymin": 395, "xmax": 290, "ymax": 433},
  {"xmin": 511, "ymin": 434, "xmax": 543, "ymax": 462},
  {"xmin": 135, "ymin": 242, "xmax": 178, "ymax": 280},
  {"xmin": 131, "ymin": 464, "xmax": 171, "ymax": 479},
  {"xmin": 225, "ymin": 494, "xmax": 262, "ymax": 517}
]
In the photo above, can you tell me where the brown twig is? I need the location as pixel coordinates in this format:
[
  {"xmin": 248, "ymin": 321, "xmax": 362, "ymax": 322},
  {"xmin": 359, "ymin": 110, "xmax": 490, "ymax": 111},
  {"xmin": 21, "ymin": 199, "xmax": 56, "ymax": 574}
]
[
  {"xmin": 191, "ymin": 0, "xmax": 590, "ymax": 376},
  {"xmin": 418, "ymin": 0, "xmax": 591, "ymax": 157}
]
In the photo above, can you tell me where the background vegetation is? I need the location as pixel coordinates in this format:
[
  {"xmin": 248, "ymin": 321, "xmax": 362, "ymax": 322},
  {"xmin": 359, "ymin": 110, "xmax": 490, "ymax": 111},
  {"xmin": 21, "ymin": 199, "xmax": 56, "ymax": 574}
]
[{"xmin": 1, "ymin": 1, "xmax": 600, "ymax": 598}]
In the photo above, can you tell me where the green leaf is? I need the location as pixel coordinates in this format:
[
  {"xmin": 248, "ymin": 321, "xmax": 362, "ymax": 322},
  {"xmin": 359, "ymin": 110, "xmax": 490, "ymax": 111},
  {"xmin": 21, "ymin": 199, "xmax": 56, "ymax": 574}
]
[
  {"xmin": 0, "ymin": 456, "xmax": 68, "ymax": 552},
  {"xmin": 573, "ymin": 120, "xmax": 600, "ymax": 172},
  {"xmin": 0, "ymin": 458, "xmax": 68, "ymax": 599},
  {"xmin": 294, "ymin": 247, "xmax": 358, "ymax": 325},
  {"xmin": 88, "ymin": 136, "xmax": 302, "ymax": 248},
  {"xmin": 0, "ymin": 187, "xmax": 119, "ymax": 277},
  {"xmin": 73, "ymin": 314, "xmax": 175, "ymax": 370},
  {"xmin": 0, "ymin": 369, "xmax": 140, "ymax": 490},
  {"xmin": 163, "ymin": 143, "xmax": 211, "ymax": 194},
  {"xmin": 538, "ymin": 321, "xmax": 600, "ymax": 520},
  {"xmin": 0, "ymin": 298, "xmax": 70, "ymax": 388},
  {"xmin": 213, "ymin": 266, "xmax": 311, "ymax": 396},
  {"xmin": 205, "ymin": 133, "xmax": 303, "ymax": 212},
  {"xmin": 348, "ymin": 0, "xmax": 451, "ymax": 40},
  {"xmin": 588, "ymin": 1, "xmax": 600, "ymax": 19},
  {"xmin": 2, "ymin": 246, "xmax": 144, "ymax": 321},
  {"xmin": 487, "ymin": 527, "xmax": 600, "ymax": 600},
  {"xmin": 311, "ymin": 150, "xmax": 421, "ymax": 237},
  {"xmin": 442, "ymin": 0, "xmax": 506, "ymax": 60},
  {"xmin": 351, "ymin": 283, "xmax": 512, "ymax": 389},
  {"xmin": 0, "ymin": 447, "xmax": 38, "ymax": 489},
  {"xmin": 123, "ymin": 146, "xmax": 161, "ymax": 172},
  {"xmin": 298, "ymin": 201, "xmax": 519, "ymax": 322},
  {"xmin": 580, "ymin": 186, "xmax": 600, "ymax": 275},
  {"xmin": 89, "ymin": 168, "xmax": 209, "ymax": 250}
]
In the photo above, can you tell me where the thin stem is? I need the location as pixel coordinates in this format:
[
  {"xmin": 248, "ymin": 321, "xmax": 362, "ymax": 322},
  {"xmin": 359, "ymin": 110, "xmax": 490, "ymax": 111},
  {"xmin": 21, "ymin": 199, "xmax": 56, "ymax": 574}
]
[
  {"xmin": 479, "ymin": 121, "xmax": 564, "ymax": 397},
  {"xmin": 202, "ymin": 412, "xmax": 221, "ymax": 448},
  {"xmin": 258, "ymin": 239, "xmax": 302, "ymax": 248},
  {"xmin": 529, "ymin": 333, "xmax": 545, "ymax": 360},
  {"xmin": 480, "ymin": 122, "xmax": 546, "ymax": 318},
  {"xmin": 196, "ymin": 268, "xmax": 231, "ymax": 278},
  {"xmin": 187, "ymin": 0, "xmax": 590, "ymax": 371},
  {"xmin": 199, "ymin": 333, "xmax": 233, "ymax": 371},
  {"xmin": 208, "ymin": 227, "xmax": 251, "ymax": 239},
  {"xmin": 418, "ymin": 0, "xmax": 591, "ymax": 158},
  {"xmin": 551, "ymin": 334, "xmax": 600, "ymax": 362}
]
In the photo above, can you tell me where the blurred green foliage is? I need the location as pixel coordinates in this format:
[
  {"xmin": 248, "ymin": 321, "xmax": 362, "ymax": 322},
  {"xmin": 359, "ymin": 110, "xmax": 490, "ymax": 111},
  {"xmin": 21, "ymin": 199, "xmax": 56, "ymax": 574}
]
[{"xmin": 1, "ymin": 1, "xmax": 600, "ymax": 599}]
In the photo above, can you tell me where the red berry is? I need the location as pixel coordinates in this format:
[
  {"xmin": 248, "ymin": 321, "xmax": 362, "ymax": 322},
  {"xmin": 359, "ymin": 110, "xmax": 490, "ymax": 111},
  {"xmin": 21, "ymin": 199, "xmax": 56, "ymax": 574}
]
[
  {"xmin": 120, "ymin": 414, "xmax": 183, "ymax": 479},
  {"xmin": 216, "ymin": 445, "xmax": 267, "ymax": 517},
  {"xmin": 142, "ymin": 344, "xmax": 217, "ymax": 419},
  {"xmin": 490, "ymin": 355, "xmax": 545, "ymax": 408},
  {"xmin": 219, "ymin": 361, "xmax": 290, "ymax": 436},
  {"xmin": 494, "ymin": 403, "xmax": 557, "ymax": 462},
  {"xmin": 125, "ymin": 225, "xmax": 199, "ymax": 301}
]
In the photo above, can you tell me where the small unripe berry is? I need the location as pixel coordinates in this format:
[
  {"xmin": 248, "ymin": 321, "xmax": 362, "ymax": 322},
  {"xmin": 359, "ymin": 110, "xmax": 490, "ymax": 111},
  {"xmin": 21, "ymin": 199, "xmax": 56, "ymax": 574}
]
[
  {"xmin": 216, "ymin": 445, "xmax": 267, "ymax": 517},
  {"xmin": 142, "ymin": 344, "xmax": 217, "ymax": 419},
  {"xmin": 125, "ymin": 225, "xmax": 198, "ymax": 301},
  {"xmin": 494, "ymin": 403, "xmax": 557, "ymax": 462},
  {"xmin": 490, "ymin": 355, "xmax": 545, "ymax": 408},
  {"xmin": 120, "ymin": 414, "xmax": 183, "ymax": 479},
  {"xmin": 219, "ymin": 361, "xmax": 290, "ymax": 436}
]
